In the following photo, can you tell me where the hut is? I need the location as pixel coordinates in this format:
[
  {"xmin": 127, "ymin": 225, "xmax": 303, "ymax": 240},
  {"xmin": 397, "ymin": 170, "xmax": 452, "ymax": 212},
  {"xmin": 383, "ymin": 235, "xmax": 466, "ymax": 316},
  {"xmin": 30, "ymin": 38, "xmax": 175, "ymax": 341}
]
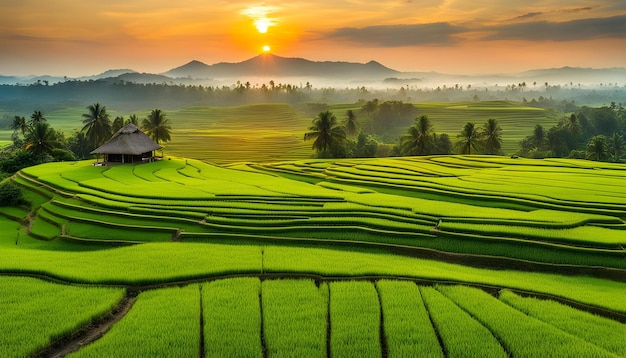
[{"xmin": 90, "ymin": 124, "xmax": 162, "ymax": 164}]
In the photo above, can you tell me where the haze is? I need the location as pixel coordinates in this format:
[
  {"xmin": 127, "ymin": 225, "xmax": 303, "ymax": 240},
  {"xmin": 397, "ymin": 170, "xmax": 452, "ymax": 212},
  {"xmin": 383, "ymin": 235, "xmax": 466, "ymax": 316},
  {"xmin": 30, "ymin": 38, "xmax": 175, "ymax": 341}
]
[{"xmin": 1, "ymin": 0, "xmax": 626, "ymax": 76}]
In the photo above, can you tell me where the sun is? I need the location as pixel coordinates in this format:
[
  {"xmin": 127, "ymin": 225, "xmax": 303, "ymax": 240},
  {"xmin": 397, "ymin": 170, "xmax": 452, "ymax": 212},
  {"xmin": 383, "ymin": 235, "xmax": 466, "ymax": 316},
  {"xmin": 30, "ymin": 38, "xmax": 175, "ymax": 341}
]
[{"xmin": 263, "ymin": 45, "xmax": 271, "ymax": 52}]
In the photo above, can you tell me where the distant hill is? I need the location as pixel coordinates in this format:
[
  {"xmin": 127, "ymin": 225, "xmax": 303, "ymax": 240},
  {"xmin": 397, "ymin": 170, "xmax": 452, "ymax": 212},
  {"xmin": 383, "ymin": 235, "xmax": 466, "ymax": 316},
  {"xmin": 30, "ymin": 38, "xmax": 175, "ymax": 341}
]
[
  {"xmin": 79, "ymin": 69, "xmax": 137, "ymax": 81},
  {"xmin": 516, "ymin": 67, "xmax": 626, "ymax": 84},
  {"xmin": 163, "ymin": 54, "xmax": 400, "ymax": 79}
]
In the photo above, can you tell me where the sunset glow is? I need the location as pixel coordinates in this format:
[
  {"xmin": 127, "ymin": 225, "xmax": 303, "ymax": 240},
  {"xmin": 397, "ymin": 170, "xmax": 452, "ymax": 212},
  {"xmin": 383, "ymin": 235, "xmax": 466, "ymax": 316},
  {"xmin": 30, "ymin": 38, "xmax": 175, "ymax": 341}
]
[
  {"xmin": 1, "ymin": 1, "xmax": 625, "ymax": 76},
  {"xmin": 263, "ymin": 45, "xmax": 271, "ymax": 52}
]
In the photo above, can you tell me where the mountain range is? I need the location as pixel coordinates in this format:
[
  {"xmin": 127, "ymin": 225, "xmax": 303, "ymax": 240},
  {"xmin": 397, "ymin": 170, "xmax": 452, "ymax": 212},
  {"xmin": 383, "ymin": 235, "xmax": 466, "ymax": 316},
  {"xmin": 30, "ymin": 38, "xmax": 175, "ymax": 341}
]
[{"xmin": 1, "ymin": 54, "xmax": 626, "ymax": 86}]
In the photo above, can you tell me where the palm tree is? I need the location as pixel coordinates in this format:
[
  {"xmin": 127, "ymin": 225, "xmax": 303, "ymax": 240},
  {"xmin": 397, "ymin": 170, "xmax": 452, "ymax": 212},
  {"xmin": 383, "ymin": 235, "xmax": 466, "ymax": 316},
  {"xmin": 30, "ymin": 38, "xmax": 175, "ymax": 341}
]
[
  {"xmin": 607, "ymin": 132, "xmax": 624, "ymax": 162},
  {"xmin": 482, "ymin": 118, "xmax": 502, "ymax": 155},
  {"xmin": 112, "ymin": 116, "xmax": 125, "ymax": 133},
  {"xmin": 586, "ymin": 135, "xmax": 608, "ymax": 161},
  {"xmin": 565, "ymin": 114, "xmax": 581, "ymax": 136},
  {"xmin": 400, "ymin": 115, "xmax": 434, "ymax": 155},
  {"xmin": 304, "ymin": 111, "xmax": 346, "ymax": 157},
  {"xmin": 24, "ymin": 122, "xmax": 59, "ymax": 161},
  {"xmin": 10, "ymin": 116, "xmax": 27, "ymax": 137},
  {"xmin": 81, "ymin": 103, "xmax": 111, "ymax": 149},
  {"xmin": 126, "ymin": 114, "xmax": 139, "ymax": 126},
  {"xmin": 142, "ymin": 109, "xmax": 172, "ymax": 157},
  {"xmin": 455, "ymin": 122, "xmax": 481, "ymax": 154},
  {"xmin": 343, "ymin": 110, "xmax": 359, "ymax": 137},
  {"xmin": 533, "ymin": 124, "xmax": 545, "ymax": 148},
  {"xmin": 29, "ymin": 110, "xmax": 46, "ymax": 126}
]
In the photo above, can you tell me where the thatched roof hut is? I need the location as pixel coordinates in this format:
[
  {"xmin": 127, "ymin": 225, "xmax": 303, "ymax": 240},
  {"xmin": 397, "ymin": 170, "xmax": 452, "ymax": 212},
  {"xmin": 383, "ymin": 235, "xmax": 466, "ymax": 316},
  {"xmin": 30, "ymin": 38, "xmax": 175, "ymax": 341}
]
[{"xmin": 91, "ymin": 124, "xmax": 161, "ymax": 164}]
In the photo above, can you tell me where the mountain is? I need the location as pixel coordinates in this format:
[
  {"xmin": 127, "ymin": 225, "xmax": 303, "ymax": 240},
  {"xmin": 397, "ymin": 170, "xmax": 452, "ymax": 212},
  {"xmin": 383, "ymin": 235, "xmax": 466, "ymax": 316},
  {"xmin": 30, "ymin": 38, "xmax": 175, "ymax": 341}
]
[
  {"xmin": 163, "ymin": 54, "xmax": 400, "ymax": 79},
  {"xmin": 516, "ymin": 67, "xmax": 626, "ymax": 84},
  {"xmin": 79, "ymin": 69, "xmax": 137, "ymax": 81}
]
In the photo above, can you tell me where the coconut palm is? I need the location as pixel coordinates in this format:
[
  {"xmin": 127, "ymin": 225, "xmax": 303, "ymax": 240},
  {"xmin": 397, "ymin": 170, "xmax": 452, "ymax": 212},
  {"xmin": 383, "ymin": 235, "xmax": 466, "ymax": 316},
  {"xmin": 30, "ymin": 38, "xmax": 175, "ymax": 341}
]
[
  {"xmin": 24, "ymin": 122, "xmax": 59, "ymax": 161},
  {"xmin": 81, "ymin": 103, "xmax": 112, "ymax": 149},
  {"xmin": 400, "ymin": 115, "xmax": 434, "ymax": 155},
  {"xmin": 455, "ymin": 122, "xmax": 481, "ymax": 154},
  {"xmin": 533, "ymin": 124, "xmax": 545, "ymax": 148},
  {"xmin": 29, "ymin": 110, "xmax": 46, "ymax": 126},
  {"xmin": 586, "ymin": 135, "xmax": 608, "ymax": 161},
  {"xmin": 343, "ymin": 110, "xmax": 359, "ymax": 137},
  {"xmin": 126, "ymin": 114, "xmax": 139, "ymax": 126},
  {"xmin": 111, "ymin": 116, "xmax": 125, "ymax": 133},
  {"xmin": 565, "ymin": 113, "xmax": 581, "ymax": 136},
  {"xmin": 607, "ymin": 132, "xmax": 624, "ymax": 161},
  {"xmin": 482, "ymin": 118, "xmax": 502, "ymax": 155},
  {"xmin": 304, "ymin": 111, "xmax": 346, "ymax": 156},
  {"xmin": 10, "ymin": 116, "xmax": 28, "ymax": 137},
  {"xmin": 142, "ymin": 109, "xmax": 172, "ymax": 146}
]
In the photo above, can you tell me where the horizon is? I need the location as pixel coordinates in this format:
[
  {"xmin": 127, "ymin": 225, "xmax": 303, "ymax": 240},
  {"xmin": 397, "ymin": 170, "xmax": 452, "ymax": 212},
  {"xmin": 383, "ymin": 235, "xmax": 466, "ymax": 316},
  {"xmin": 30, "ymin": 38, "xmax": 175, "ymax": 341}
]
[
  {"xmin": 2, "ymin": 1, "xmax": 626, "ymax": 77},
  {"xmin": 5, "ymin": 53, "xmax": 626, "ymax": 80}
]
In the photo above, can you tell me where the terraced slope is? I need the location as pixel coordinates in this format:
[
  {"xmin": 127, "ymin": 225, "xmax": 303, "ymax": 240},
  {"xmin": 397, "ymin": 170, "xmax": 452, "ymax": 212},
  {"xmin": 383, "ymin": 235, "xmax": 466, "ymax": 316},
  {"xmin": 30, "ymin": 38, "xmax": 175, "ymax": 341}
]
[{"xmin": 10, "ymin": 156, "xmax": 626, "ymax": 272}]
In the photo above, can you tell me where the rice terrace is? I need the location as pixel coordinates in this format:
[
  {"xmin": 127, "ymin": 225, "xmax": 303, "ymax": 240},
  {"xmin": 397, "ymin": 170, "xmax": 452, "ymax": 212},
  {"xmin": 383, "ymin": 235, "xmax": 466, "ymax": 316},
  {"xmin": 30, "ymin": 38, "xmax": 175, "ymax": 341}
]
[{"xmin": 2, "ymin": 134, "xmax": 626, "ymax": 356}]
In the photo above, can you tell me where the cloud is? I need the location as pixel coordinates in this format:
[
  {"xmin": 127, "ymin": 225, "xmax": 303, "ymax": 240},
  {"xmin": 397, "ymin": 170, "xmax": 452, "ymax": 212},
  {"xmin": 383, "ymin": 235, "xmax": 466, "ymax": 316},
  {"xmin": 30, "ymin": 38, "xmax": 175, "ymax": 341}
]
[
  {"xmin": 486, "ymin": 14, "xmax": 626, "ymax": 41},
  {"xmin": 513, "ymin": 12, "xmax": 543, "ymax": 20},
  {"xmin": 325, "ymin": 23, "xmax": 467, "ymax": 46}
]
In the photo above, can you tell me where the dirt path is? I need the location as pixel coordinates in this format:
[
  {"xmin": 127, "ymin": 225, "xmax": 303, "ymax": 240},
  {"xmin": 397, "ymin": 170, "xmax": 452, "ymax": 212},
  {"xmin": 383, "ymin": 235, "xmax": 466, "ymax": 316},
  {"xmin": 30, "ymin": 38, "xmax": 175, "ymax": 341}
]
[{"xmin": 34, "ymin": 294, "xmax": 137, "ymax": 358}]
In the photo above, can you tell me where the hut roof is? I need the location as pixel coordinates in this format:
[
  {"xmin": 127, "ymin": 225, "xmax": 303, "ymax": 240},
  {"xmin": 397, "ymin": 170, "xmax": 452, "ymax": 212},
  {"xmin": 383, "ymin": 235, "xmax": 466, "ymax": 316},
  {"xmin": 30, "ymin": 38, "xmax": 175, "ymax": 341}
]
[{"xmin": 90, "ymin": 124, "xmax": 162, "ymax": 155}]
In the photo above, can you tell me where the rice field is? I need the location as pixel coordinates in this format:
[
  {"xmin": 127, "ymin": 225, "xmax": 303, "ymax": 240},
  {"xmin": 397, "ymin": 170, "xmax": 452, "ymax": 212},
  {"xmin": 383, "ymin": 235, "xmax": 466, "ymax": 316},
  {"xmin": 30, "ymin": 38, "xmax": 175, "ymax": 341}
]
[
  {"xmin": 3, "ymin": 277, "xmax": 622, "ymax": 357},
  {"xmin": 2, "ymin": 150, "xmax": 626, "ymax": 356}
]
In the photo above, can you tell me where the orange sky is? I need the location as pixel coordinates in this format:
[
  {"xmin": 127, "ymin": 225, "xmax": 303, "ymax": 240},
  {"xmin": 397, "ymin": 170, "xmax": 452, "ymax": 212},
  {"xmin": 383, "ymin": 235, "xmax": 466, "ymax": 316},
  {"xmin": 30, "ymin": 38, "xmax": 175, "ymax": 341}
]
[{"xmin": 2, "ymin": 0, "xmax": 626, "ymax": 76}]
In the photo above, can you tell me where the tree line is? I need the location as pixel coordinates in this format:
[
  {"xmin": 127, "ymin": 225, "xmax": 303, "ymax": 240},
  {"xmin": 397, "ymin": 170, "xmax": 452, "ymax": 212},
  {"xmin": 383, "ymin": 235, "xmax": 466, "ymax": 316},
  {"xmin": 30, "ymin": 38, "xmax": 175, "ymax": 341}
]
[
  {"xmin": 517, "ymin": 105, "xmax": 625, "ymax": 162},
  {"xmin": 304, "ymin": 110, "xmax": 503, "ymax": 159},
  {"xmin": 0, "ymin": 104, "xmax": 172, "ymax": 176}
]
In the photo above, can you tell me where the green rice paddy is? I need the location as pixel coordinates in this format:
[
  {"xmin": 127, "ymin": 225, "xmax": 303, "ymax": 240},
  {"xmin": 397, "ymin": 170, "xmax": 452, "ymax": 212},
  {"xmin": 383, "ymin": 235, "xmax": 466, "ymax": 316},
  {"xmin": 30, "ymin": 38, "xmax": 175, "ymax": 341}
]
[{"xmin": 1, "ymin": 147, "xmax": 625, "ymax": 356}]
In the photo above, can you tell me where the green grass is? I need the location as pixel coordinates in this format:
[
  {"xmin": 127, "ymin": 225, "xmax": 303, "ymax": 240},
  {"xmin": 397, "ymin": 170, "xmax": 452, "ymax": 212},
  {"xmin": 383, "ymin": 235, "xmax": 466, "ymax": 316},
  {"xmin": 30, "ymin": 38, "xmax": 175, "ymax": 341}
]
[
  {"xmin": 69, "ymin": 285, "xmax": 201, "ymax": 358},
  {"xmin": 0, "ymin": 276, "xmax": 124, "ymax": 358}
]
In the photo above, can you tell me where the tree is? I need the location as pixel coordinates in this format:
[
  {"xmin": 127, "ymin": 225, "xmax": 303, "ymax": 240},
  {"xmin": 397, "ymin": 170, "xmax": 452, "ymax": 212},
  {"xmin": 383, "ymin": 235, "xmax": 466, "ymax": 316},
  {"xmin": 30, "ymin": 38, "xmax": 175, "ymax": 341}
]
[
  {"xmin": 81, "ymin": 103, "xmax": 111, "ymax": 149},
  {"xmin": 67, "ymin": 131, "xmax": 92, "ymax": 159},
  {"xmin": 533, "ymin": 124, "xmax": 545, "ymax": 148},
  {"xmin": 586, "ymin": 135, "xmax": 608, "ymax": 161},
  {"xmin": 455, "ymin": 122, "xmax": 481, "ymax": 154},
  {"xmin": 482, "ymin": 118, "xmax": 502, "ymax": 155},
  {"xmin": 10, "ymin": 116, "xmax": 27, "ymax": 137},
  {"xmin": 29, "ymin": 110, "xmax": 46, "ymax": 126},
  {"xmin": 565, "ymin": 113, "xmax": 581, "ymax": 137},
  {"xmin": 126, "ymin": 114, "xmax": 139, "ymax": 126},
  {"xmin": 434, "ymin": 133, "xmax": 452, "ymax": 155},
  {"xmin": 24, "ymin": 122, "xmax": 59, "ymax": 161},
  {"xmin": 400, "ymin": 115, "xmax": 433, "ymax": 155},
  {"xmin": 343, "ymin": 110, "xmax": 359, "ymax": 137},
  {"xmin": 142, "ymin": 109, "xmax": 172, "ymax": 153},
  {"xmin": 112, "ymin": 116, "xmax": 125, "ymax": 133},
  {"xmin": 607, "ymin": 132, "xmax": 624, "ymax": 162},
  {"xmin": 304, "ymin": 111, "xmax": 346, "ymax": 157}
]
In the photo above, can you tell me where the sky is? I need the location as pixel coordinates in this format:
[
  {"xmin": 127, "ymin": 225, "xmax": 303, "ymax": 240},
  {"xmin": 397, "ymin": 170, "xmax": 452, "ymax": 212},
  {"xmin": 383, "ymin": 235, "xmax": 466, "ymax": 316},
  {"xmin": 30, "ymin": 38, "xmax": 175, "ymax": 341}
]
[{"xmin": 1, "ymin": 0, "xmax": 626, "ymax": 76}]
